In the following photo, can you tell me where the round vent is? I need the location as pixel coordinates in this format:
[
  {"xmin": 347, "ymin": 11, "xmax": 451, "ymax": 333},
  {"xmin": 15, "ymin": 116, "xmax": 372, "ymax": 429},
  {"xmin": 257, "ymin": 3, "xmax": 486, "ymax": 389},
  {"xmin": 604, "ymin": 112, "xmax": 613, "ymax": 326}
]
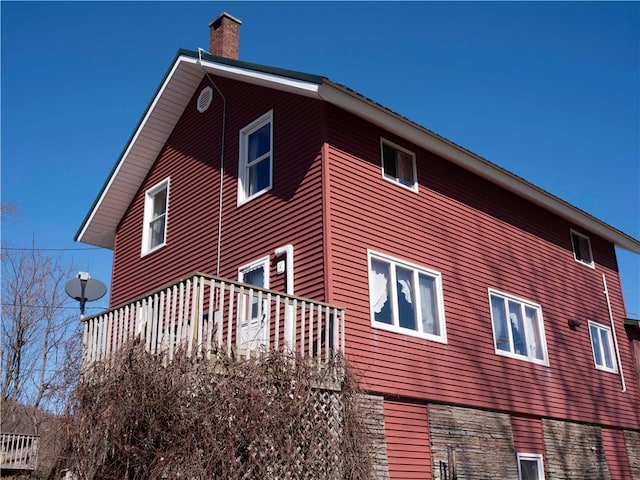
[{"xmin": 197, "ymin": 86, "xmax": 213, "ymax": 113}]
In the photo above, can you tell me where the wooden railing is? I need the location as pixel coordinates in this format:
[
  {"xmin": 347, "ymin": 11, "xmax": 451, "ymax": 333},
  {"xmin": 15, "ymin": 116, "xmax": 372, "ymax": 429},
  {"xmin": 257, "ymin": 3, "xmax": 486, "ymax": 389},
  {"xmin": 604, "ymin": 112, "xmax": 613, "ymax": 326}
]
[
  {"xmin": 0, "ymin": 433, "xmax": 39, "ymax": 471},
  {"xmin": 82, "ymin": 273, "xmax": 345, "ymax": 366}
]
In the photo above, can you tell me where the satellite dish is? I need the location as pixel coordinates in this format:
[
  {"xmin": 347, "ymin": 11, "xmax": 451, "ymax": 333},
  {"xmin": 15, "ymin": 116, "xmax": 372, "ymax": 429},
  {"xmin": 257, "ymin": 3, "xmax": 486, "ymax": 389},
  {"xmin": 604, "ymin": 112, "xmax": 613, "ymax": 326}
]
[{"xmin": 65, "ymin": 272, "xmax": 107, "ymax": 319}]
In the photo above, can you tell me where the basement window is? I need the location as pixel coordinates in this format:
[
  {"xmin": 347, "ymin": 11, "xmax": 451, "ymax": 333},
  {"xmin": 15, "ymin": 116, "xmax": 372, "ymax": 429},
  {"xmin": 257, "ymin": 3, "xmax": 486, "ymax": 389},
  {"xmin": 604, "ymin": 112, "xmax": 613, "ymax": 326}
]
[
  {"xmin": 238, "ymin": 110, "xmax": 273, "ymax": 205},
  {"xmin": 381, "ymin": 138, "xmax": 417, "ymax": 192},
  {"xmin": 570, "ymin": 230, "xmax": 594, "ymax": 268},
  {"xmin": 517, "ymin": 453, "xmax": 544, "ymax": 480},
  {"xmin": 141, "ymin": 178, "xmax": 169, "ymax": 255}
]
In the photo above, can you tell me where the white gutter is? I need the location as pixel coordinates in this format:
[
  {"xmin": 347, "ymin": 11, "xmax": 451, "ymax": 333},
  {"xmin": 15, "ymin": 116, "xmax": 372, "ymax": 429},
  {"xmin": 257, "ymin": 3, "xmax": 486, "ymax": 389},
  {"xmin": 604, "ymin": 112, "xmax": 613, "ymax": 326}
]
[
  {"xmin": 183, "ymin": 56, "xmax": 321, "ymax": 98},
  {"xmin": 316, "ymin": 81, "xmax": 640, "ymax": 254}
]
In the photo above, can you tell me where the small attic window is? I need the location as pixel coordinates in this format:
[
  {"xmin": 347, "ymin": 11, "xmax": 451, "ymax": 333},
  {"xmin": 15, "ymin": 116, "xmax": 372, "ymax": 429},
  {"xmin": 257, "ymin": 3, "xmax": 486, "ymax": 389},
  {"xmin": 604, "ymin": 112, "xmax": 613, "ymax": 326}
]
[
  {"xmin": 570, "ymin": 229, "xmax": 594, "ymax": 268},
  {"xmin": 197, "ymin": 86, "xmax": 213, "ymax": 113}
]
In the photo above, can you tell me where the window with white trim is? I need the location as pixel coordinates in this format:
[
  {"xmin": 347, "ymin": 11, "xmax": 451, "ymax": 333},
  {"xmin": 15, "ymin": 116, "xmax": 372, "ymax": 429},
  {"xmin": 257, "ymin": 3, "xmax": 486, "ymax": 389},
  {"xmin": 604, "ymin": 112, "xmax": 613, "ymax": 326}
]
[
  {"xmin": 141, "ymin": 178, "xmax": 169, "ymax": 255},
  {"xmin": 381, "ymin": 138, "xmax": 417, "ymax": 191},
  {"xmin": 589, "ymin": 321, "xmax": 617, "ymax": 373},
  {"xmin": 517, "ymin": 453, "xmax": 544, "ymax": 480},
  {"xmin": 368, "ymin": 251, "xmax": 446, "ymax": 342},
  {"xmin": 570, "ymin": 230, "xmax": 594, "ymax": 267},
  {"xmin": 489, "ymin": 290, "xmax": 548, "ymax": 365},
  {"xmin": 238, "ymin": 110, "xmax": 273, "ymax": 204}
]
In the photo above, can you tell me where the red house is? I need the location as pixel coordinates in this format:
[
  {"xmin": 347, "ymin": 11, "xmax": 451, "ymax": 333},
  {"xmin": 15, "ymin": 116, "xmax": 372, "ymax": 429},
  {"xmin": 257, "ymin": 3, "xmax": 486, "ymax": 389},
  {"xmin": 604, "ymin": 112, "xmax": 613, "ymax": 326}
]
[{"xmin": 76, "ymin": 13, "xmax": 640, "ymax": 480}]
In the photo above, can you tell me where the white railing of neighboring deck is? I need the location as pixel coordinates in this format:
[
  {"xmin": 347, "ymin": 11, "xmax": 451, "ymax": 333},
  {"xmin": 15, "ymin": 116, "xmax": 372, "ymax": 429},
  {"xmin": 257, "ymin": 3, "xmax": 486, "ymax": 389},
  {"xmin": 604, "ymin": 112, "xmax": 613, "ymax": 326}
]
[{"xmin": 0, "ymin": 433, "xmax": 39, "ymax": 471}]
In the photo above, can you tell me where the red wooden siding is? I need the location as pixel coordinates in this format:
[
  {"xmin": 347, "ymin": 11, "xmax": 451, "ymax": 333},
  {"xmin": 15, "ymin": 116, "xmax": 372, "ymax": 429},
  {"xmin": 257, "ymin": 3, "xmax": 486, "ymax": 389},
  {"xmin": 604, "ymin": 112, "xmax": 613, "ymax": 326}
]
[
  {"xmin": 106, "ymin": 72, "xmax": 640, "ymax": 439},
  {"xmin": 383, "ymin": 399, "xmax": 432, "ymax": 480},
  {"xmin": 324, "ymin": 103, "xmax": 640, "ymax": 430},
  {"xmin": 511, "ymin": 415, "xmax": 543, "ymax": 454},
  {"xmin": 110, "ymin": 76, "xmax": 327, "ymax": 309},
  {"xmin": 602, "ymin": 427, "xmax": 633, "ymax": 480}
]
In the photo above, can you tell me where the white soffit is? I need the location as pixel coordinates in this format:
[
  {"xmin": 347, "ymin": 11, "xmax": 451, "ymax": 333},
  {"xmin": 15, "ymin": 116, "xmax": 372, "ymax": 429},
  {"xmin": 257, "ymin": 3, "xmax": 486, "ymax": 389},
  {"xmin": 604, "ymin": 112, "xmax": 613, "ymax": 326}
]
[{"xmin": 77, "ymin": 55, "xmax": 321, "ymax": 248}]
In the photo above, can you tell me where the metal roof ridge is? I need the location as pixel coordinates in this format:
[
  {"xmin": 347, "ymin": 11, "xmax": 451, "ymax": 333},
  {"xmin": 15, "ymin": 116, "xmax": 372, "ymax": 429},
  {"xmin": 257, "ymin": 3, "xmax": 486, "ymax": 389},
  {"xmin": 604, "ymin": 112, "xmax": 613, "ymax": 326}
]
[{"xmin": 178, "ymin": 48, "xmax": 326, "ymax": 85}]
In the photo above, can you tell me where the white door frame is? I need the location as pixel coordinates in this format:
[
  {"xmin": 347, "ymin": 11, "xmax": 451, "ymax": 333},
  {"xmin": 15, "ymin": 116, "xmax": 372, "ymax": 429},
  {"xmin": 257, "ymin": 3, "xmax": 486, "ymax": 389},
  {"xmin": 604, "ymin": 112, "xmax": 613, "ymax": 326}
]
[{"xmin": 238, "ymin": 256, "xmax": 270, "ymax": 354}]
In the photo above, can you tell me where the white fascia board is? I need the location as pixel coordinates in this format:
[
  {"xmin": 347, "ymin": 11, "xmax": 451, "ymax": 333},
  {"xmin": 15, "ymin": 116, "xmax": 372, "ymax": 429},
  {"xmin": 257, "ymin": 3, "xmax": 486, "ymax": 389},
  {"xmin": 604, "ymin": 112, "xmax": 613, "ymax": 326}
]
[
  {"xmin": 77, "ymin": 58, "xmax": 190, "ymax": 247},
  {"xmin": 78, "ymin": 55, "xmax": 322, "ymax": 248},
  {"xmin": 181, "ymin": 56, "xmax": 321, "ymax": 98},
  {"xmin": 317, "ymin": 82, "xmax": 640, "ymax": 254}
]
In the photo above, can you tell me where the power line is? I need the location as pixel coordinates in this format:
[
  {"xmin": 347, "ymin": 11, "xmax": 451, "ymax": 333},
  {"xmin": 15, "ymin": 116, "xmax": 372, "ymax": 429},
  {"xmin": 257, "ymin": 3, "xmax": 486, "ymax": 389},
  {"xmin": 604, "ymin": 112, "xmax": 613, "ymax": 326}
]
[
  {"xmin": 1, "ymin": 246, "xmax": 103, "ymax": 252},
  {"xmin": 1, "ymin": 303, "xmax": 107, "ymax": 310}
]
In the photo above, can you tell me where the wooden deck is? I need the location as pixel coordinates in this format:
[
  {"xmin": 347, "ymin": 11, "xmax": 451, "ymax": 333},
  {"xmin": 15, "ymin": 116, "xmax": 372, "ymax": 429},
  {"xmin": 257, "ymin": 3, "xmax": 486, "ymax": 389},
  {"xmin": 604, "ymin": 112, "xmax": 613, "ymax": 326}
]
[{"xmin": 82, "ymin": 272, "xmax": 345, "ymax": 367}]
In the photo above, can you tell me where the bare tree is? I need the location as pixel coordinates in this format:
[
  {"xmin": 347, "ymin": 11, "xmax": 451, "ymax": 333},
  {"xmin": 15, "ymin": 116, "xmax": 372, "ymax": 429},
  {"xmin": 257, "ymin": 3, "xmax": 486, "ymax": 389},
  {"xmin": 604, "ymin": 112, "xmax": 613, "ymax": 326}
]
[{"xmin": 1, "ymin": 241, "xmax": 81, "ymax": 433}]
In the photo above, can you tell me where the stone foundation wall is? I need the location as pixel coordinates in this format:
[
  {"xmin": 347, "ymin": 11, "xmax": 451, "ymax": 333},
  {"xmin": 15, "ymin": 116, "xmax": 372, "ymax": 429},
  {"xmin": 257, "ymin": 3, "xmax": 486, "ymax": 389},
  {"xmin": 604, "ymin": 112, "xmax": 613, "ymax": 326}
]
[
  {"xmin": 428, "ymin": 404, "xmax": 518, "ymax": 480},
  {"xmin": 625, "ymin": 430, "xmax": 640, "ymax": 480}
]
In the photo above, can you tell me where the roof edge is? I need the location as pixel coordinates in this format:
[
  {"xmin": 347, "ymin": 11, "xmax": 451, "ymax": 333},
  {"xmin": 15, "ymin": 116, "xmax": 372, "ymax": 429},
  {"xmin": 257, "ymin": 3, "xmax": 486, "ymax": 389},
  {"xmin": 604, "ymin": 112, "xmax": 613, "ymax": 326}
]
[
  {"xmin": 75, "ymin": 50, "xmax": 190, "ymax": 246},
  {"xmin": 76, "ymin": 50, "xmax": 640, "ymax": 256},
  {"xmin": 76, "ymin": 50, "xmax": 326, "ymax": 247},
  {"xmin": 318, "ymin": 80, "xmax": 640, "ymax": 254},
  {"xmin": 180, "ymin": 48, "xmax": 326, "ymax": 85}
]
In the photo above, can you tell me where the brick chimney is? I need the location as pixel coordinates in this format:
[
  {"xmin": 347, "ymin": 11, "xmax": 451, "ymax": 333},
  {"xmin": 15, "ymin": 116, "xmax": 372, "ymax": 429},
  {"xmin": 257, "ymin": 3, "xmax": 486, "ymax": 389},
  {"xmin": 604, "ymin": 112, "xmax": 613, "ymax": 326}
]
[{"xmin": 209, "ymin": 12, "xmax": 242, "ymax": 60}]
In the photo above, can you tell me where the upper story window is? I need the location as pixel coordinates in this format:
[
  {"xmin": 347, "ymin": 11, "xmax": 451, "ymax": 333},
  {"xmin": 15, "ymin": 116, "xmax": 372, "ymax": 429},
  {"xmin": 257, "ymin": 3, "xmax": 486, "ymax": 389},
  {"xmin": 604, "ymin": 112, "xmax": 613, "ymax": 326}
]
[
  {"xmin": 141, "ymin": 178, "xmax": 169, "ymax": 255},
  {"xmin": 570, "ymin": 229, "xmax": 594, "ymax": 268},
  {"xmin": 489, "ymin": 289, "xmax": 548, "ymax": 365},
  {"xmin": 238, "ymin": 110, "xmax": 273, "ymax": 205},
  {"xmin": 589, "ymin": 321, "xmax": 617, "ymax": 373},
  {"xmin": 368, "ymin": 251, "xmax": 446, "ymax": 342},
  {"xmin": 380, "ymin": 138, "xmax": 418, "ymax": 192},
  {"xmin": 517, "ymin": 453, "xmax": 545, "ymax": 480}
]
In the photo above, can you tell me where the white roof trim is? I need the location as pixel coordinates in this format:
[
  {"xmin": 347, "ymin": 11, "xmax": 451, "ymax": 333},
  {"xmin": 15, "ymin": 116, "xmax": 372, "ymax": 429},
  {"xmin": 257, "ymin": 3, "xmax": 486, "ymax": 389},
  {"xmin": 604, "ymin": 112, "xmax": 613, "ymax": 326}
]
[
  {"xmin": 77, "ymin": 59, "xmax": 189, "ymax": 248},
  {"xmin": 182, "ymin": 56, "xmax": 320, "ymax": 97},
  {"xmin": 77, "ymin": 55, "xmax": 321, "ymax": 248},
  {"xmin": 78, "ymin": 54, "xmax": 640, "ymax": 254},
  {"xmin": 317, "ymin": 81, "xmax": 640, "ymax": 254}
]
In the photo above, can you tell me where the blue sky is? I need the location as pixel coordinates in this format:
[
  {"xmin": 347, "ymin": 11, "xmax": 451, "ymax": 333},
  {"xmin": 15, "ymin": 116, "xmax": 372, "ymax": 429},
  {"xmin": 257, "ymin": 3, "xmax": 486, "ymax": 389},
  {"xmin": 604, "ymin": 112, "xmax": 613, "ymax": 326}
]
[{"xmin": 2, "ymin": 2, "xmax": 639, "ymax": 317}]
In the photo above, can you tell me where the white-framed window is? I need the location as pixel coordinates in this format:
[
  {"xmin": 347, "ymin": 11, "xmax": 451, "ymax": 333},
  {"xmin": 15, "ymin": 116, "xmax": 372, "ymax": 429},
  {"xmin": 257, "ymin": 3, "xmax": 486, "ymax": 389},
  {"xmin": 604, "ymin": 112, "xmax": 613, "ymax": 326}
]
[
  {"xmin": 141, "ymin": 178, "xmax": 169, "ymax": 255},
  {"xmin": 380, "ymin": 138, "xmax": 418, "ymax": 191},
  {"xmin": 368, "ymin": 251, "xmax": 446, "ymax": 342},
  {"xmin": 238, "ymin": 110, "xmax": 273, "ymax": 205},
  {"xmin": 570, "ymin": 229, "xmax": 594, "ymax": 268},
  {"xmin": 589, "ymin": 321, "xmax": 617, "ymax": 373},
  {"xmin": 489, "ymin": 289, "xmax": 548, "ymax": 365},
  {"xmin": 238, "ymin": 256, "xmax": 270, "ymax": 291},
  {"xmin": 517, "ymin": 453, "xmax": 544, "ymax": 480}
]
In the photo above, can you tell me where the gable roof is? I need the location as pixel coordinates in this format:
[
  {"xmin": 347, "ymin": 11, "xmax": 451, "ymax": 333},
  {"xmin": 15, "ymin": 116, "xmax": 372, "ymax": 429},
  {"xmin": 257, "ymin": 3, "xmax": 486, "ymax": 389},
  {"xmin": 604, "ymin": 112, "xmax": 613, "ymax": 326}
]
[{"xmin": 76, "ymin": 49, "xmax": 640, "ymax": 254}]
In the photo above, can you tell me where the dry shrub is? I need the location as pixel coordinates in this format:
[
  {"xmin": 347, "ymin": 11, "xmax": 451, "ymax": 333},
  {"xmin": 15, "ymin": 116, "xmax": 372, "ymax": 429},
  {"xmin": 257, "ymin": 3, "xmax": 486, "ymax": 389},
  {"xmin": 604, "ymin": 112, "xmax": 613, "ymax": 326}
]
[{"xmin": 50, "ymin": 344, "xmax": 373, "ymax": 479}]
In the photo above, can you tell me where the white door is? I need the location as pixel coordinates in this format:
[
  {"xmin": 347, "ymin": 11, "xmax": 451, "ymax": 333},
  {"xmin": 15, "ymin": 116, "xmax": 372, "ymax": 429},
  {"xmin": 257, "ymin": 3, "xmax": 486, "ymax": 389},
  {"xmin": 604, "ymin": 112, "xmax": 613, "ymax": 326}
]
[{"xmin": 238, "ymin": 258, "xmax": 269, "ymax": 354}]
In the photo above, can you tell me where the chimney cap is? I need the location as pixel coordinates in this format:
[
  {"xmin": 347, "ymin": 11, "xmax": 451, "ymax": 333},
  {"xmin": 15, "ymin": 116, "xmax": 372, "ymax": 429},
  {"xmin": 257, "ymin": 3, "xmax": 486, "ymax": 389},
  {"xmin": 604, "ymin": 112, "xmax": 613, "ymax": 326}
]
[{"xmin": 209, "ymin": 12, "xmax": 242, "ymax": 28}]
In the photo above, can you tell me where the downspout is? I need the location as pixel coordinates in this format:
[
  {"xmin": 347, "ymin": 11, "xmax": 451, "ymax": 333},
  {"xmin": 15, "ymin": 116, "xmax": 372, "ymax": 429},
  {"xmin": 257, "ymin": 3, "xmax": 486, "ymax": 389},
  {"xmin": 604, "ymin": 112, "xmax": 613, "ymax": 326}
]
[
  {"xmin": 603, "ymin": 273, "xmax": 626, "ymax": 393},
  {"xmin": 198, "ymin": 48, "xmax": 227, "ymax": 277},
  {"xmin": 275, "ymin": 244, "xmax": 294, "ymax": 350}
]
